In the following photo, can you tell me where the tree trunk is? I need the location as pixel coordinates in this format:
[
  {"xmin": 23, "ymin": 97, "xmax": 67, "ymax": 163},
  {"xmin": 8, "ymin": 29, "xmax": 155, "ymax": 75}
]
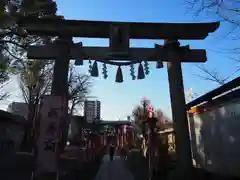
[
  {"xmin": 23, "ymin": 103, "xmax": 34, "ymax": 151},
  {"xmin": 25, "ymin": 87, "xmax": 40, "ymax": 152}
]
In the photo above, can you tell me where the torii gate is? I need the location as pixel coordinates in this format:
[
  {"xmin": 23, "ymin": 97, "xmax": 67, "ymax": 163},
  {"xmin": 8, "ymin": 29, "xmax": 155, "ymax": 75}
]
[{"xmin": 18, "ymin": 17, "xmax": 219, "ymax": 179}]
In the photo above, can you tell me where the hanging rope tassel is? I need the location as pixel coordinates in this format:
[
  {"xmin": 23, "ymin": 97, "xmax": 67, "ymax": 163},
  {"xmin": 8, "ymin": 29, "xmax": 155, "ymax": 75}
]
[
  {"xmin": 88, "ymin": 60, "xmax": 92, "ymax": 74},
  {"xmin": 137, "ymin": 63, "xmax": 145, "ymax": 80},
  {"xmin": 116, "ymin": 66, "xmax": 123, "ymax": 83},
  {"xmin": 130, "ymin": 64, "xmax": 136, "ymax": 80},
  {"xmin": 91, "ymin": 61, "xmax": 99, "ymax": 77},
  {"xmin": 156, "ymin": 60, "xmax": 164, "ymax": 69},
  {"xmin": 102, "ymin": 63, "xmax": 108, "ymax": 79},
  {"xmin": 144, "ymin": 61, "xmax": 149, "ymax": 75}
]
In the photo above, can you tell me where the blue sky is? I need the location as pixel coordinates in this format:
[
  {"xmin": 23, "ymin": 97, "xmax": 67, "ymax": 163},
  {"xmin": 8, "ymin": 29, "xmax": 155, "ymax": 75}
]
[{"xmin": 0, "ymin": 0, "xmax": 239, "ymax": 120}]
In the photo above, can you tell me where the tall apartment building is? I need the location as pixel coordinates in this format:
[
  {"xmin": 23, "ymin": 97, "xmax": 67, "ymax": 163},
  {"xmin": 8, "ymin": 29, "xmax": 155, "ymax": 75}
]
[{"xmin": 84, "ymin": 100, "xmax": 101, "ymax": 122}]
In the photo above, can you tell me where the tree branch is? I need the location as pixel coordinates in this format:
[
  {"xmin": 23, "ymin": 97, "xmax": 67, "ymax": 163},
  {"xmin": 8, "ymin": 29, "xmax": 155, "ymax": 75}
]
[
  {"xmin": 67, "ymin": 65, "xmax": 92, "ymax": 115},
  {"xmin": 195, "ymin": 64, "xmax": 240, "ymax": 86},
  {"xmin": 0, "ymin": 40, "xmax": 28, "ymax": 50},
  {"xmin": 196, "ymin": 65, "xmax": 226, "ymax": 85}
]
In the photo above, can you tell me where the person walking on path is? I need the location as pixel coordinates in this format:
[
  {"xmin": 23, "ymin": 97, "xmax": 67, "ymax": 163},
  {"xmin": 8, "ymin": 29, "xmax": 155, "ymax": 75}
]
[{"xmin": 109, "ymin": 143, "xmax": 115, "ymax": 161}]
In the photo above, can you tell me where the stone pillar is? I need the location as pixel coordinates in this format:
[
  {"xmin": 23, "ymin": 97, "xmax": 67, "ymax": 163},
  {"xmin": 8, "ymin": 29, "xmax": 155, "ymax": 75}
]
[
  {"xmin": 36, "ymin": 37, "xmax": 72, "ymax": 180},
  {"xmin": 51, "ymin": 37, "xmax": 72, "ymax": 96},
  {"xmin": 165, "ymin": 39, "xmax": 192, "ymax": 173},
  {"xmin": 51, "ymin": 37, "xmax": 72, "ymax": 150}
]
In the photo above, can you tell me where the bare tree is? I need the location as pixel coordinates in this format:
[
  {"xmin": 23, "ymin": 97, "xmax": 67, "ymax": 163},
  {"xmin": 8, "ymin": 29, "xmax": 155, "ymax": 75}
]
[
  {"xmin": 60, "ymin": 64, "xmax": 93, "ymax": 149},
  {"xmin": 193, "ymin": 61, "xmax": 240, "ymax": 86},
  {"xmin": 185, "ymin": 0, "xmax": 240, "ymax": 85},
  {"xmin": 132, "ymin": 100, "xmax": 172, "ymax": 133},
  {"xmin": 19, "ymin": 59, "xmax": 53, "ymax": 150},
  {"xmin": 195, "ymin": 64, "xmax": 239, "ymax": 85},
  {"xmin": 19, "ymin": 60, "xmax": 53, "ymax": 103},
  {"xmin": 186, "ymin": 0, "xmax": 240, "ymax": 25},
  {"xmin": 68, "ymin": 64, "xmax": 92, "ymax": 115},
  {"xmin": 132, "ymin": 105, "xmax": 146, "ymax": 129},
  {"xmin": 1, "ymin": 0, "xmax": 58, "ymax": 76},
  {"xmin": 19, "ymin": 62, "xmax": 93, "ymax": 150},
  {"xmin": 155, "ymin": 109, "xmax": 173, "ymax": 131},
  {"xmin": 0, "ymin": 0, "xmax": 58, "ymax": 113},
  {"xmin": 132, "ymin": 99, "xmax": 151, "ymax": 136}
]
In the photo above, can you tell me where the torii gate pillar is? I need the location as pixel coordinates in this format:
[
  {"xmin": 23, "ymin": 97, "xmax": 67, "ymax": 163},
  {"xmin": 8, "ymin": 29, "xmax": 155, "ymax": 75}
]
[
  {"xmin": 34, "ymin": 37, "xmax": 72, "ymax": 180},
  {"xmin": 51, "ymin": 37, "xmax": 71, "ymax": 97},
  {"xmin": 166, "ymin": 39, "xmax": 193, "ymax": 174},
  {"xmin": 51, "ymin": 37, "xmax": 72, "ymax": 150}
]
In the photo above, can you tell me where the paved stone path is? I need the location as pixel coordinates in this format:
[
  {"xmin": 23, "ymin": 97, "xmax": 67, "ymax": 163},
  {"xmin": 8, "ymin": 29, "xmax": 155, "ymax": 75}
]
[{"xmin": 94, "ymin": 153, "xmax": 134, "ymax": 180}]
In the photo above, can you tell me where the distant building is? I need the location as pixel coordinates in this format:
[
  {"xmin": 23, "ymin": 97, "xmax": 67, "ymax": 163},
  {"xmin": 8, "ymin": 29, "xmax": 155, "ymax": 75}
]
[
  {"xmin": 7, "ymin": 102, "xmax": 28, "ymax": 119},
  {"xmin": 84, "ymin": 100, "xmax": 101, "ymax": 122}
]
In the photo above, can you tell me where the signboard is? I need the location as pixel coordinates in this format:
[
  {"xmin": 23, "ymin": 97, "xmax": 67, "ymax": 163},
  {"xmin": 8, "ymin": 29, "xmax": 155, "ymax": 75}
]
[{"xmin": 35, "ymin": 95, "xmax": 64, "ymax": 173}]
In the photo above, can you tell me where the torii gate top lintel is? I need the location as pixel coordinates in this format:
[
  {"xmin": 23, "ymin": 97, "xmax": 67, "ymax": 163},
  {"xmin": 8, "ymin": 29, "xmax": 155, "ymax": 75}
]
[{"xmin": 18, "ymin": 16, "xmax": 220, "ymax": 40}]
